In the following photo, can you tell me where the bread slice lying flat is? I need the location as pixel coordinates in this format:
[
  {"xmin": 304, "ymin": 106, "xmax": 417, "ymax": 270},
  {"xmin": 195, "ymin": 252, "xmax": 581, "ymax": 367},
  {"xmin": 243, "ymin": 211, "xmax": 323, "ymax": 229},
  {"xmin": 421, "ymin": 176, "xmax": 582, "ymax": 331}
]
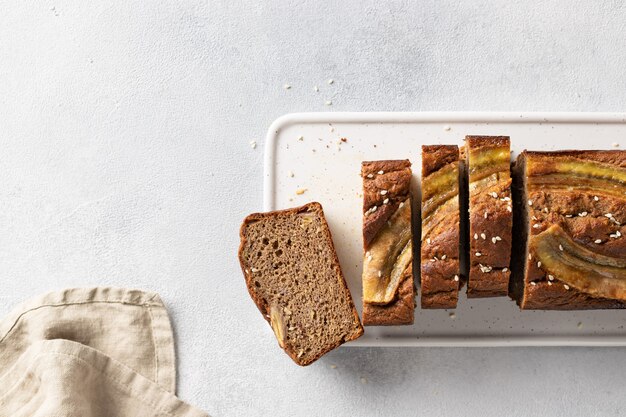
[{"xmin": 238, "ymin": 202, "xmax": 364, "ymax": 366}]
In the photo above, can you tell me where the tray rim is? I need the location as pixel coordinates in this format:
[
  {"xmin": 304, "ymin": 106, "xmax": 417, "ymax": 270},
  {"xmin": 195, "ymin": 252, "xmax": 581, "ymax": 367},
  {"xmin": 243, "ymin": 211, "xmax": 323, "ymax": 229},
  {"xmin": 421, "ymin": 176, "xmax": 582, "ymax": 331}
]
[{"xmin": 264, "ymin": 111, "xmax": 626, "ymax": 347}]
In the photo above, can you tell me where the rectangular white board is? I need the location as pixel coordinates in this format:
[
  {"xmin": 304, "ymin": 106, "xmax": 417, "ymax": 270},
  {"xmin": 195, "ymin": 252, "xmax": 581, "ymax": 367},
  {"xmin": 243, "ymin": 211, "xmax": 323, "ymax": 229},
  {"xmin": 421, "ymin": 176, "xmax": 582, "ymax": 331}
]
[{"xmin": 264, "ymin": 112, "xmax": 626, "ymax": 346}]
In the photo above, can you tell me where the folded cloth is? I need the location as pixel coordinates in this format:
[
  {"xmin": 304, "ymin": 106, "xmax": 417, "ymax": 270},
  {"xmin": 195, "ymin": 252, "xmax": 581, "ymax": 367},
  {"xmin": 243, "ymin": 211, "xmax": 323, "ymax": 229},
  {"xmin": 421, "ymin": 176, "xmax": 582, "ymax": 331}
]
[{"xmin": 0, "ymin": 288, "xmax": 208, "ymax": 417}]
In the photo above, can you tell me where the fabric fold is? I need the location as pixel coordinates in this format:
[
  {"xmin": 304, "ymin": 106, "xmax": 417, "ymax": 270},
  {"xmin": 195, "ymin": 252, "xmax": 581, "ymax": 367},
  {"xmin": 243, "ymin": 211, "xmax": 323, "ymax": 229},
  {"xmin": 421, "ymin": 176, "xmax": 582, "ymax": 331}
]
[
  {"xmin": 0, "ymin": 339, "xmax": 207, "ymax": 417},
  {"xmin": 0, "ymin": 287, "xmax": 208, "ymax": 417}
]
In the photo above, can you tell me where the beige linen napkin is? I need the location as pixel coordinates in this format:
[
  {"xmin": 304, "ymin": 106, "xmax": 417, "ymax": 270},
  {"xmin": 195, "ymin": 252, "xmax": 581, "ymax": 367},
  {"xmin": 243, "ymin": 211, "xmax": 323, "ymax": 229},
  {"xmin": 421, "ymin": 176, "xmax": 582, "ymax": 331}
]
[{"xmin": 0, "ymin": 288, "xmax": 208, "ymax": 417}]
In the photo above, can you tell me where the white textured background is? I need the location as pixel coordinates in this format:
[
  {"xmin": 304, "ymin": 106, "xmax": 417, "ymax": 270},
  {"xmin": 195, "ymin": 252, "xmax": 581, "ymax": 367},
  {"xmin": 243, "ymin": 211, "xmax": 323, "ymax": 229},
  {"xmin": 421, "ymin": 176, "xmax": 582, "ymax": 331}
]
[{"xmin": 1, "ymin": 1, "xmax": 626, "ymax": 416}]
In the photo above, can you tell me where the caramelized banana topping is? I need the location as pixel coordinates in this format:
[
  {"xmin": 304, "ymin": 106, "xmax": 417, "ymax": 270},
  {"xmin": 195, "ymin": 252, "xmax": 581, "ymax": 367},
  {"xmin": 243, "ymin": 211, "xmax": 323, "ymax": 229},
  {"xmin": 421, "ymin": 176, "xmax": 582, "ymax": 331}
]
[{"xmin": 363, "ymin": 200, "xmax": 412, "ymax": 304}]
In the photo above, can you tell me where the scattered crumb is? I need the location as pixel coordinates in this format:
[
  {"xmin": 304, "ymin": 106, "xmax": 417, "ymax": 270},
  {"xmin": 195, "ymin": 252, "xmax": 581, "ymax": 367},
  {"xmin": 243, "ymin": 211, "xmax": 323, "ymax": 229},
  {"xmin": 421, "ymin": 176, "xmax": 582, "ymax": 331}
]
[
  {"xmin": 444, "ymin": 125, "xmax": 452, "ymax": 131},
  {"xmin": 360, "ymin": 377, "xmax": 368, "ymax": 384},
  {"xmin": 297, "ymin": 135, "xmax": 304, "ymax": 141},
  {"xmin": 577, "ymin": 322, "xmax": 583, "ymax": 329},
  {"xmin": 330, "ymin": 364, "xmax": 337, "ymax": 369},
  {"xmin": 613, "ymin": 142, "xmax": 620, "ymax": 148},
  {"xmin": 249, "ymin": 140, "xmax": 257, "ymax": 149},
  {"xmin": 288, "ymin": 171, "xmax": 294, "ymax": 178},
  {"xmin": 325, "ymin": 100, "xmax": 332, "ymax": 106},
  {"xmin": 449, "ymin": 312, "xmax": 456, "ymax": 319},
  {"xmin": 327, "ymin": 79, "xmax": 334, "ymax": 85},
  {"xmin": 283, "ymin": 84, "xmax": 291, "ymax": 90},
  {"xmin": 295, "ymin": 188, "xmax": 307, "ymax": 195},
  {"xmin": 340, "ymin": 137, "xmax": 347, "ymax": 142},
  {"xmin": 329, "ymin": 125, "xmax": 335, "ymax": 132},
  {"xmin": 313, "ymin": 86, "xmax": 319, "ymax": 92}
]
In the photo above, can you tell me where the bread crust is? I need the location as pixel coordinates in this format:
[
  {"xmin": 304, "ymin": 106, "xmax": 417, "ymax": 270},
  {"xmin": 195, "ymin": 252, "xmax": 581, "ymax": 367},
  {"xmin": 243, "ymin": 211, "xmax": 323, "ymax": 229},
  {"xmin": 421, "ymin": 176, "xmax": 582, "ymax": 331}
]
[
  {"xmin": 361, "ymin": 160, "xmax": 415, "ymax": 325},
  {"xmin": 238, "ymin": 202, "xmax": 364, "ymax": 365},
  {"xmin": 361, "ymin": 267, "xmax": 414, "ymax": 325},
  {"xmin": 361, "ymin": 160, "xmax": 412, "ymax": 247},
  {"xmin": 514, "ymin": 150, "xmax": 626, "ymax": 309},
  {"xmin": 421, "ymin": 145, "xmax": 461, "ymax": 308},
  {"xmin": 465, "ymin": 136, "xmax": 512, "ymax": 298}
]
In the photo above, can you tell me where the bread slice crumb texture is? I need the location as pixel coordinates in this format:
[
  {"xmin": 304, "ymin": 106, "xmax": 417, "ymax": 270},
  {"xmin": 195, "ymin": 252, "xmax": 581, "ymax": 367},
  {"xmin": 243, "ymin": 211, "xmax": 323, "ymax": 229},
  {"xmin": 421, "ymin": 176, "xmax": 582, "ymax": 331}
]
[{"xmin": 239, "ymin": 202, "xmax": 363, "ymax": 365}]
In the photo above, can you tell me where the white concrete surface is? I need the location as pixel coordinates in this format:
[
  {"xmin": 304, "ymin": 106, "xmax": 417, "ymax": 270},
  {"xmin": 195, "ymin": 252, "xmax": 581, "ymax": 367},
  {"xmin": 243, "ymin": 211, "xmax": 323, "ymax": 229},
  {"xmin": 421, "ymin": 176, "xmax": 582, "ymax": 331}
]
[{"xmin": 1, "ymin": 1, "xmax": 625, "ymax": 416}]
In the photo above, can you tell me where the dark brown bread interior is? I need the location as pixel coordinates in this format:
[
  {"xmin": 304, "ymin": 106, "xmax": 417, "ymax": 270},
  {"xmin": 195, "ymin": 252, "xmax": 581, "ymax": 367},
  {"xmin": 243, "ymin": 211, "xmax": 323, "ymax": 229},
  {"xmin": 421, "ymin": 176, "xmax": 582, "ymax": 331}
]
[
  {"xmin": 511, "ymin": 151, "xmax": 626, "ymax": 309},
  {"xmin": 361, "ymin": 160, "xmax": 415, "ymax": 325},
  {"xmin": 421, "ymin": 145, "xmax": 461, "ymax": 309},
  {"xmin": 239, "ymin": 202, "xmax": 364, "ymax": 365}
]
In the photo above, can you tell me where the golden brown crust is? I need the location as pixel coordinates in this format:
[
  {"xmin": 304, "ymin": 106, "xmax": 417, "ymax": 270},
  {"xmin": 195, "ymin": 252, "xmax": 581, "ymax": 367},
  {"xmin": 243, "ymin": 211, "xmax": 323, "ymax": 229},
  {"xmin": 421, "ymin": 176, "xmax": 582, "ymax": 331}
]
[
  {"xmin": 466, "ymin": 135, "xmax": 510, "ymax": 149},
  {"xmin": 238, "ymin": 202, "xmax": 364, "ymax": 365},
  {"xmin": 515, "ymin": 150, "xmax": 626, "ymax": 310},
  {"xmin": 524, "ymin": 150, "xmax": 626, "ymax": 168},
  {"xmin": 422, "ymin": 145, "xmax": 460, "ymax": 177},
  {"xmin": 421, "ymin": 145, "xmax": 461, "ymax": 309},
  {"xmin": 466, "ymin": 136, "xmax": 512, "ymax": 298},
  {"xmin": 361, "ymin": 160, "xmax": 414, "ymax": 325},
  {"xmin": 522, "ymin": 280, "xmax": 626, "ymax": 310},
  {"xmin": 361, "ymin": 160, "xmax": 412, "ymax": 248}
]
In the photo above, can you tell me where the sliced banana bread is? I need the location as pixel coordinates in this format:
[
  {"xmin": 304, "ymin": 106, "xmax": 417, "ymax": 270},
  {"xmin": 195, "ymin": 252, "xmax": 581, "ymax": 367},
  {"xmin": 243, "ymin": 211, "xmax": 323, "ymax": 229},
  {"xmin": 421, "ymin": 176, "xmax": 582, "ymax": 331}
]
[
  {"xmin": 239, "ymin": 202, "xmax": 363, "ymax": 365},
  {"xmin": 465, "ymin": 136, "xmax": 513, "ymax": 297},
  {"xmin": 510, "ymin": 150, "xmax": 626, "ymax": 309},
  {"xmin": 421, "ymin": 145, "xmax": 462, "ymax": 308},
  {"xmin": 361, "ymin": 160, "xmax": 414, "ymax": 325}
]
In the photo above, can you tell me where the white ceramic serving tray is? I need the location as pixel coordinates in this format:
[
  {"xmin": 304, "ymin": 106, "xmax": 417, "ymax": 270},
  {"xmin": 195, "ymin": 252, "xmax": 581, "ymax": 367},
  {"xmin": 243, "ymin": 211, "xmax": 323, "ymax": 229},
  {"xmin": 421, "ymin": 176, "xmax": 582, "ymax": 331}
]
[{"xmin": 264, "ymin": 112, "xmax": 626, "ymax": 347}]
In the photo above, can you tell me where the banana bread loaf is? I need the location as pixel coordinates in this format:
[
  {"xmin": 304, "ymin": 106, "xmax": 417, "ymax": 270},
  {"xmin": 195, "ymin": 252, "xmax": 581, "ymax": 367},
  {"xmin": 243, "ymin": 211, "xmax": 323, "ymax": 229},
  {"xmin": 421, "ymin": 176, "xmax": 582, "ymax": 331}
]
[
  {"xmin": 421, "ymin": 145, "xmax": 462, "ymax": 308},
  {"xmin": 511, "ymin": 150, "xmax": 626, "ymax": 309},
  {"xmin": 465, "ymin": 136, "xmax": 513, "ymax": 298},
  {"xmin": 361, "ymin": 160, "xmax": 415, "ymax": 325}
]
